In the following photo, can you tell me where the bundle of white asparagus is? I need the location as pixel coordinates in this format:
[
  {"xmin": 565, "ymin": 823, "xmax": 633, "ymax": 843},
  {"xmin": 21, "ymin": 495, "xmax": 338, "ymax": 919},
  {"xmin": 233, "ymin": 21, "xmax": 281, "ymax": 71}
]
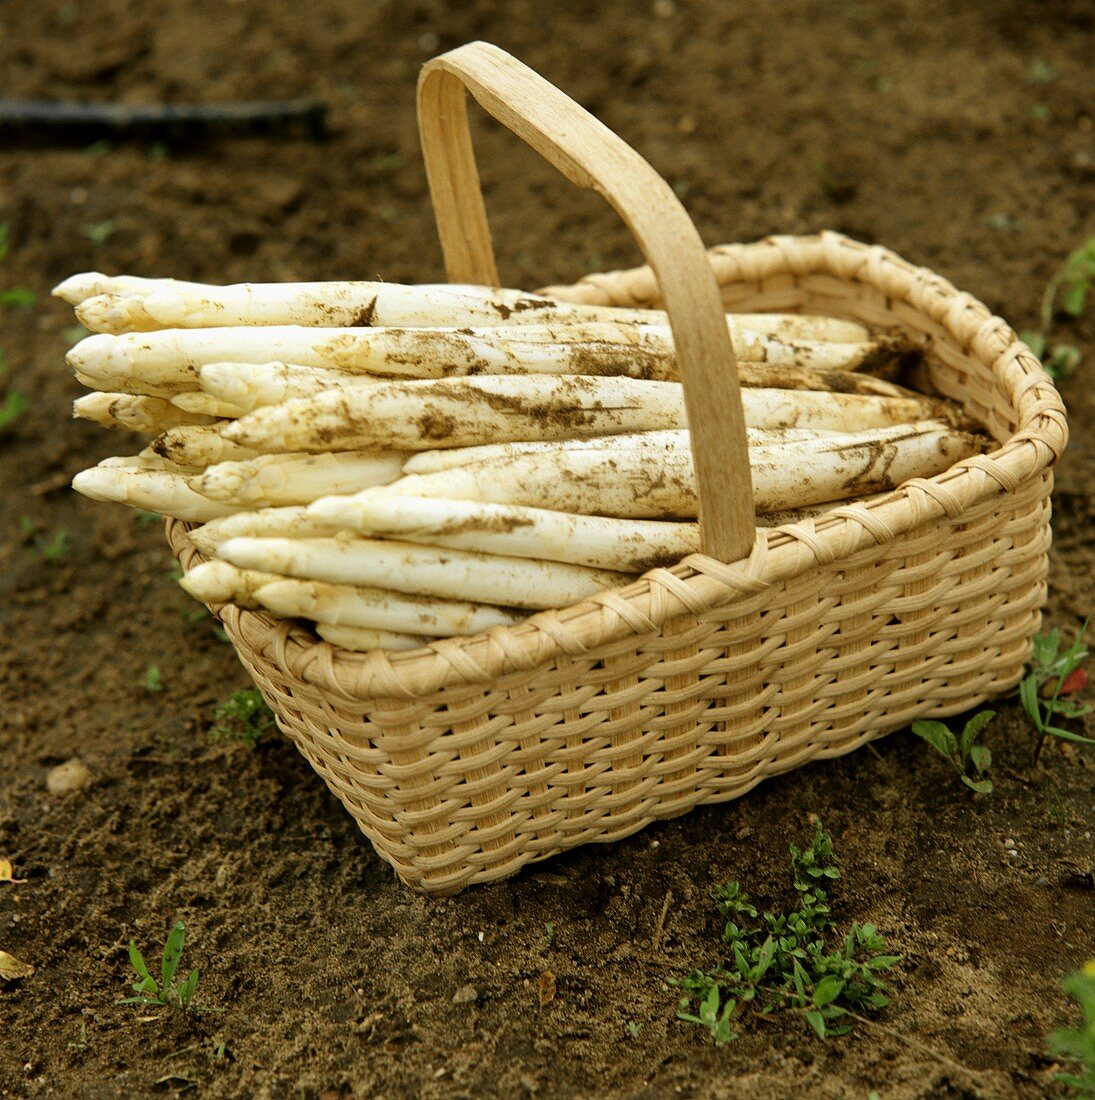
[{"xmin": 60, "ymin": 273, "xmax": 988, "ymax": 652}]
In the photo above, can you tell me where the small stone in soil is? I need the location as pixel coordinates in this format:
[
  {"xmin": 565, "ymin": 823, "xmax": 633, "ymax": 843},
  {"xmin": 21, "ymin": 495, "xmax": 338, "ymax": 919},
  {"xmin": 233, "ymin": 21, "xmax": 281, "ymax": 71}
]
[
  {"xmin": 46, "ymin": 758, "xmax": 94, "ymax": 794},
  {"xmin": 453, "ymin": 985, "xmax": 478, "ymax": 1004}
]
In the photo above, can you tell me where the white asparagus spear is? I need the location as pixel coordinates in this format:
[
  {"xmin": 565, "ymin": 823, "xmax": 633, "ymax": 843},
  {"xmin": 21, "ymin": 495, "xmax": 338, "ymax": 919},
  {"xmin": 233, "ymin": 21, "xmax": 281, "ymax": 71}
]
[
  {"xmin": 197, "ymin": 361, "xmax": 377, "ymax": 413},
  {"xmin": 98, "ymin": 454, "xmax": 165, "ymax": 469},
  {"xmin": 71, "ymin": 465, "xmax": 241, "ymax": 522},
  {"xmin": 402, "ymin": 428, "xmax": 843, "ymax": 474},
  {"xmin": 222, "ymin": 376, "xmax": 951, "ymax": 454},
  {"xmin": 185, "ymin": 498, "xmax": 866, "ymax": 559},
  {"xmin": 170, "ymin": 391, "xmax": 250, "ymax": 418},
  {"xmin": 73, "ymin": 283, "xmax": 561, "ymax": 332},
  {"xmin": 99, "ymin": 452, "xmax": 203, "ymax": 478},
  {"xmin": 217, "ymin": 537, "xmax": 634, "ymax": 609},
  {"xmin": 306, "ymin": 492, "xmax": 699, "ymax": 572},
  {"xmin": 188, "ymin": 506, "xmax": 340, "ymax": 556},
  {"xmin": 73, "ymin": 392, "xmax": 216, "ymax": 433},
  {"xmin": 135, "ymin": 445, "xmax": 202, "ymax": 474},
  {"xmin": 222, "ymin": 375, "xmax": 685, "ymax": 453},
  {"xmin": 64, "ymin": 275, "xmax": 868, "ymax": 342},
  {"xmin": 65, "ymin": 324, "xmax": 909, "ymax": 395},
  {"xmin": 316, "ymin": 624, "xmax": 431, "ymax": 652},
  {"xmin": 252, "ymin": 578, "xmax": 523, "ymax": 635},
  {"xmin": 52, "ymin": 272, "xmax": 213, "ymax": 306},
  {"xmin": 178, "ymin": 561, "xmax": 283, "ymax": 607},
  {"xmin": 192, "ymin": 450, "xmax": 406, "ymax": 505},
  {"xmin": 378, "ymin": 423, "xmax": 985, "ymax": 518},
  {"xmin": 194, "ymin": 358, "xmax": 906, "ymax": 418},
  {"xmin": 151, "ymin": 426, "xmax": 260, "ymax": 467}
]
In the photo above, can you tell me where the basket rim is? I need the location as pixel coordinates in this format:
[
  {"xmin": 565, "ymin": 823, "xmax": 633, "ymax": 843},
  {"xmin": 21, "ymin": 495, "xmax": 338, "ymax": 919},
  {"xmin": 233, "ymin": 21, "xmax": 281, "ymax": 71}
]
[{"xmin": 169, "ymin": 230, "xmax": 1067, "ymax": 702}]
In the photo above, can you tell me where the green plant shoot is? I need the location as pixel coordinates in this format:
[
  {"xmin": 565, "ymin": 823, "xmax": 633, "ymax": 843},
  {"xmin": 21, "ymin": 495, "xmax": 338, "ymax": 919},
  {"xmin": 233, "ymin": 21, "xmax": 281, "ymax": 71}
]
[
  {"xmin": 1019, "ymin": 624, "xmax": 1094, "ymax": 765},
  {"xmin": 675, "ymin": 823, "xmax": 900, "ymax": 1045},
  {"xmin": 122, "ymin": 921, "xmax": 200, "ymax": 1010},
  {"xmin": 208, "ymin": 688, "xmax": 276, "ymax": 747},
  {"xmin": 911, "ymin": 710, "xmax": 995, "ymax": 794},
  {"xmin": 1049, "ymin": 960, "xmax": 1095, "ymax": 1094},
  {"xmin": 1021, "ymin": 237, "xmax": 1095, "ymax": 380}
]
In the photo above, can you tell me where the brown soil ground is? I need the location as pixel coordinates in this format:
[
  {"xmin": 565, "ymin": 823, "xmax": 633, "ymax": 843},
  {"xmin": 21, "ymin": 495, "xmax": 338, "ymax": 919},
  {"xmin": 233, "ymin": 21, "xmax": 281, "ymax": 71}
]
[{"xmin": 1, "ymin": 1, "xmax": 1093, "ymax": 1097}]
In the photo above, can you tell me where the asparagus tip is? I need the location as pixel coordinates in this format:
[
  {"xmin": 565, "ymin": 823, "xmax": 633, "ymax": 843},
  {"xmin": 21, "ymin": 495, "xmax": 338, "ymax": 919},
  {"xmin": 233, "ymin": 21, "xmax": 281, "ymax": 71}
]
[
  {"xmin": 304, "ymin": 497, "xmax": 343, "ymax": 523},
  {"xmin": 65, "ymin": 331, "xmax": 114, "ymax": 370},
  {"xmin": 52, "ymin": 271, "xmax": 106, "ymax": 304},
  {"xmin": 71, "ymin": 466, "xmax": 113, "ymax": 500},
  {"xmin": 179, "ymin": 560, "xmax": 235, "ymax": 603}
]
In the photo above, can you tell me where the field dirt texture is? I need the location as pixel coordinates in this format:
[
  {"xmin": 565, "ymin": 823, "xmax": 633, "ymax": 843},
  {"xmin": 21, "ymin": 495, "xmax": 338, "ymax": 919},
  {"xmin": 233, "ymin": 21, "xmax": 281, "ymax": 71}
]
[{"xmin": 1, "ymin": 1, "xmax": 1093, "ymax": 1097}]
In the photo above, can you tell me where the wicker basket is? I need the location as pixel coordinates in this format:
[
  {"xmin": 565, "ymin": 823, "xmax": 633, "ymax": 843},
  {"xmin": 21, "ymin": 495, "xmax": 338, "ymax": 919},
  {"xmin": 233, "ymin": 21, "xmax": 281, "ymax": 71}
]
[{"xmin": 168, "ymin": 43, "xmax": 1067, "ymax": 894}]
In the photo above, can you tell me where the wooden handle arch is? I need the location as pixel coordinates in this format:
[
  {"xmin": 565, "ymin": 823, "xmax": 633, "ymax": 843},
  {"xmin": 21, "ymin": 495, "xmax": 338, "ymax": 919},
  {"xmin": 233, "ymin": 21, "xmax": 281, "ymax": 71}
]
[{"xmin": 416, "ymin": 41, "xmax": 755, "ymax": 562}]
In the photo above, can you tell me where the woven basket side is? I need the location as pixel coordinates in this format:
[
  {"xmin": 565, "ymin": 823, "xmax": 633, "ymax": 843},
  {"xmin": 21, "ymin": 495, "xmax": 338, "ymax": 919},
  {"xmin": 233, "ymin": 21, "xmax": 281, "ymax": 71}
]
[{"xmin": 195, "ymin": 469, "xmax": 1048, "ymax": 891}]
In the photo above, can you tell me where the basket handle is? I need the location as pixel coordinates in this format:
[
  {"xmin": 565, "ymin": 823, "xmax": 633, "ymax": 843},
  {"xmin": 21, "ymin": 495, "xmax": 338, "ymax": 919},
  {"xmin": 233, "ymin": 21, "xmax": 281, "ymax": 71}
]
[{"xmin": 417, "ymin": 41, "xmax": 755, "ymax": 563}]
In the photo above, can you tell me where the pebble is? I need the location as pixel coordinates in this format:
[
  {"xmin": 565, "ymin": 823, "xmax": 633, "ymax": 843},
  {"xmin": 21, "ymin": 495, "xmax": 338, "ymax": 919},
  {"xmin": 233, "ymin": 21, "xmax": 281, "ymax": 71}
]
[
  {"xmin": 46, "ymin": 758, "xmax": 94, "ymax": 794},
  {"xmin": 1035, "ymin": 876, "xmax": 1049, "ymax": 887},
  {"xmin": 452, "ymin": 984, "xmax": 478, "ymax": 1005}
]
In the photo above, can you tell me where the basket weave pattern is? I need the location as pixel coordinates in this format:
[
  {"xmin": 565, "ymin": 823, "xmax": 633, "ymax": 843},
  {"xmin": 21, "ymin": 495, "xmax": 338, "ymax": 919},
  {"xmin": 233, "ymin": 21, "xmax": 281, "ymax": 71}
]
[{"xmin": 169, "ymin": 232, "xmax": 1066, "ymax": 893}]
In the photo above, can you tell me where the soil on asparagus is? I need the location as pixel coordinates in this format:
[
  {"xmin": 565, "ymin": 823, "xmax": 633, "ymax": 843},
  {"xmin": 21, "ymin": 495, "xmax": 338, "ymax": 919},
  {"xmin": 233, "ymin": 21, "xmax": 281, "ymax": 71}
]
[{"xmin": 1, "ymin": 1, "xmax": 1093, "ymax": 1097}]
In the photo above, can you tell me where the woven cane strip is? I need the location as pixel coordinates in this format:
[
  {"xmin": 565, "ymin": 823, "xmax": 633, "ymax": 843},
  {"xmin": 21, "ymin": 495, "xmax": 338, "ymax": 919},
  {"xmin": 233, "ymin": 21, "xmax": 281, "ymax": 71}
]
[{"xmin": 167, "ymin": 233, "xmax": 1061, "ymax": 891}]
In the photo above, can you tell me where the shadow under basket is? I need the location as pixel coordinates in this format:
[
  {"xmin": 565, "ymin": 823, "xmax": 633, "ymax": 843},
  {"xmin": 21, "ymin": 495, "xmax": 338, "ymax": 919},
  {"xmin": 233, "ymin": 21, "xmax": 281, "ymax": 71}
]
[{"xmin": 168, "ymin": 228, "xmax": 1066, "ymax": 894}]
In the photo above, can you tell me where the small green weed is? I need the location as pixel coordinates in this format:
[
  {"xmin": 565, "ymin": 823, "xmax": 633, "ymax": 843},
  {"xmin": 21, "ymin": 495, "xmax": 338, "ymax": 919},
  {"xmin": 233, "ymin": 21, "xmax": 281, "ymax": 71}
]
[
  {"xmin": 372, "ymin": 151, "xmax": 405, "ymax": 172},
  {"xmin": 1019, "ymin": 624, "xmax": 1093, "ymax": 765},
  {"xmin": 674, "ymin": 824, "xmax": 899, "ymax": 1045},
  {"xmin": 625, "ymin": 1020, "xmax": 642, "ymax": 1039},
  {"xmin": 0, "ymin": 287, "xmax": 35, "ymax": 309},
  {"xmin": 208, "ymin": 688, "xmax": 275, "ymax": 747},
  {"xmin": 82, "ymin": 219, "xmax": 119, "ymax": 246},
  {"xmin": 911, "ymin": 710, "xmax": 995, "ymax": 794},
  {"xmin": 0, "ymin": 223, "xmax": 36, "ymax": 309},
  {"xmin": 1045, "ymin": 791, "xmax": 1074, "ymax": 828},
  {"xmin": 1021, "ymin": 238, "xmax": 1095, "ymax": 380},
  {"xmin": 986, "ymin": 212, "xmax": 1023, "ymax": 233},
  {"xmin": 1028, "ymin": 59, "xmax": 1059, "ymax": 85},
  {"xmin": 38, "ymin": 529, "xmax": 70, "ymax": 561},
  {"xmin": 142, "ymin": 665, "xmax": 164, "ymax": 692},
  {"xmin": 21, "ymin": 519, "xmax": 70, "ymax": 561},
  {"xmin": 122, "ymin": 921, "xmax": 199, "ymax": 1011},
  {"xmin": 0, "ymin": 390, "xmax": 26, "ymax": 434},
  {"xmin": 1049, "ymin": 961, "xmax": 1095, "ymax": 1094}
]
